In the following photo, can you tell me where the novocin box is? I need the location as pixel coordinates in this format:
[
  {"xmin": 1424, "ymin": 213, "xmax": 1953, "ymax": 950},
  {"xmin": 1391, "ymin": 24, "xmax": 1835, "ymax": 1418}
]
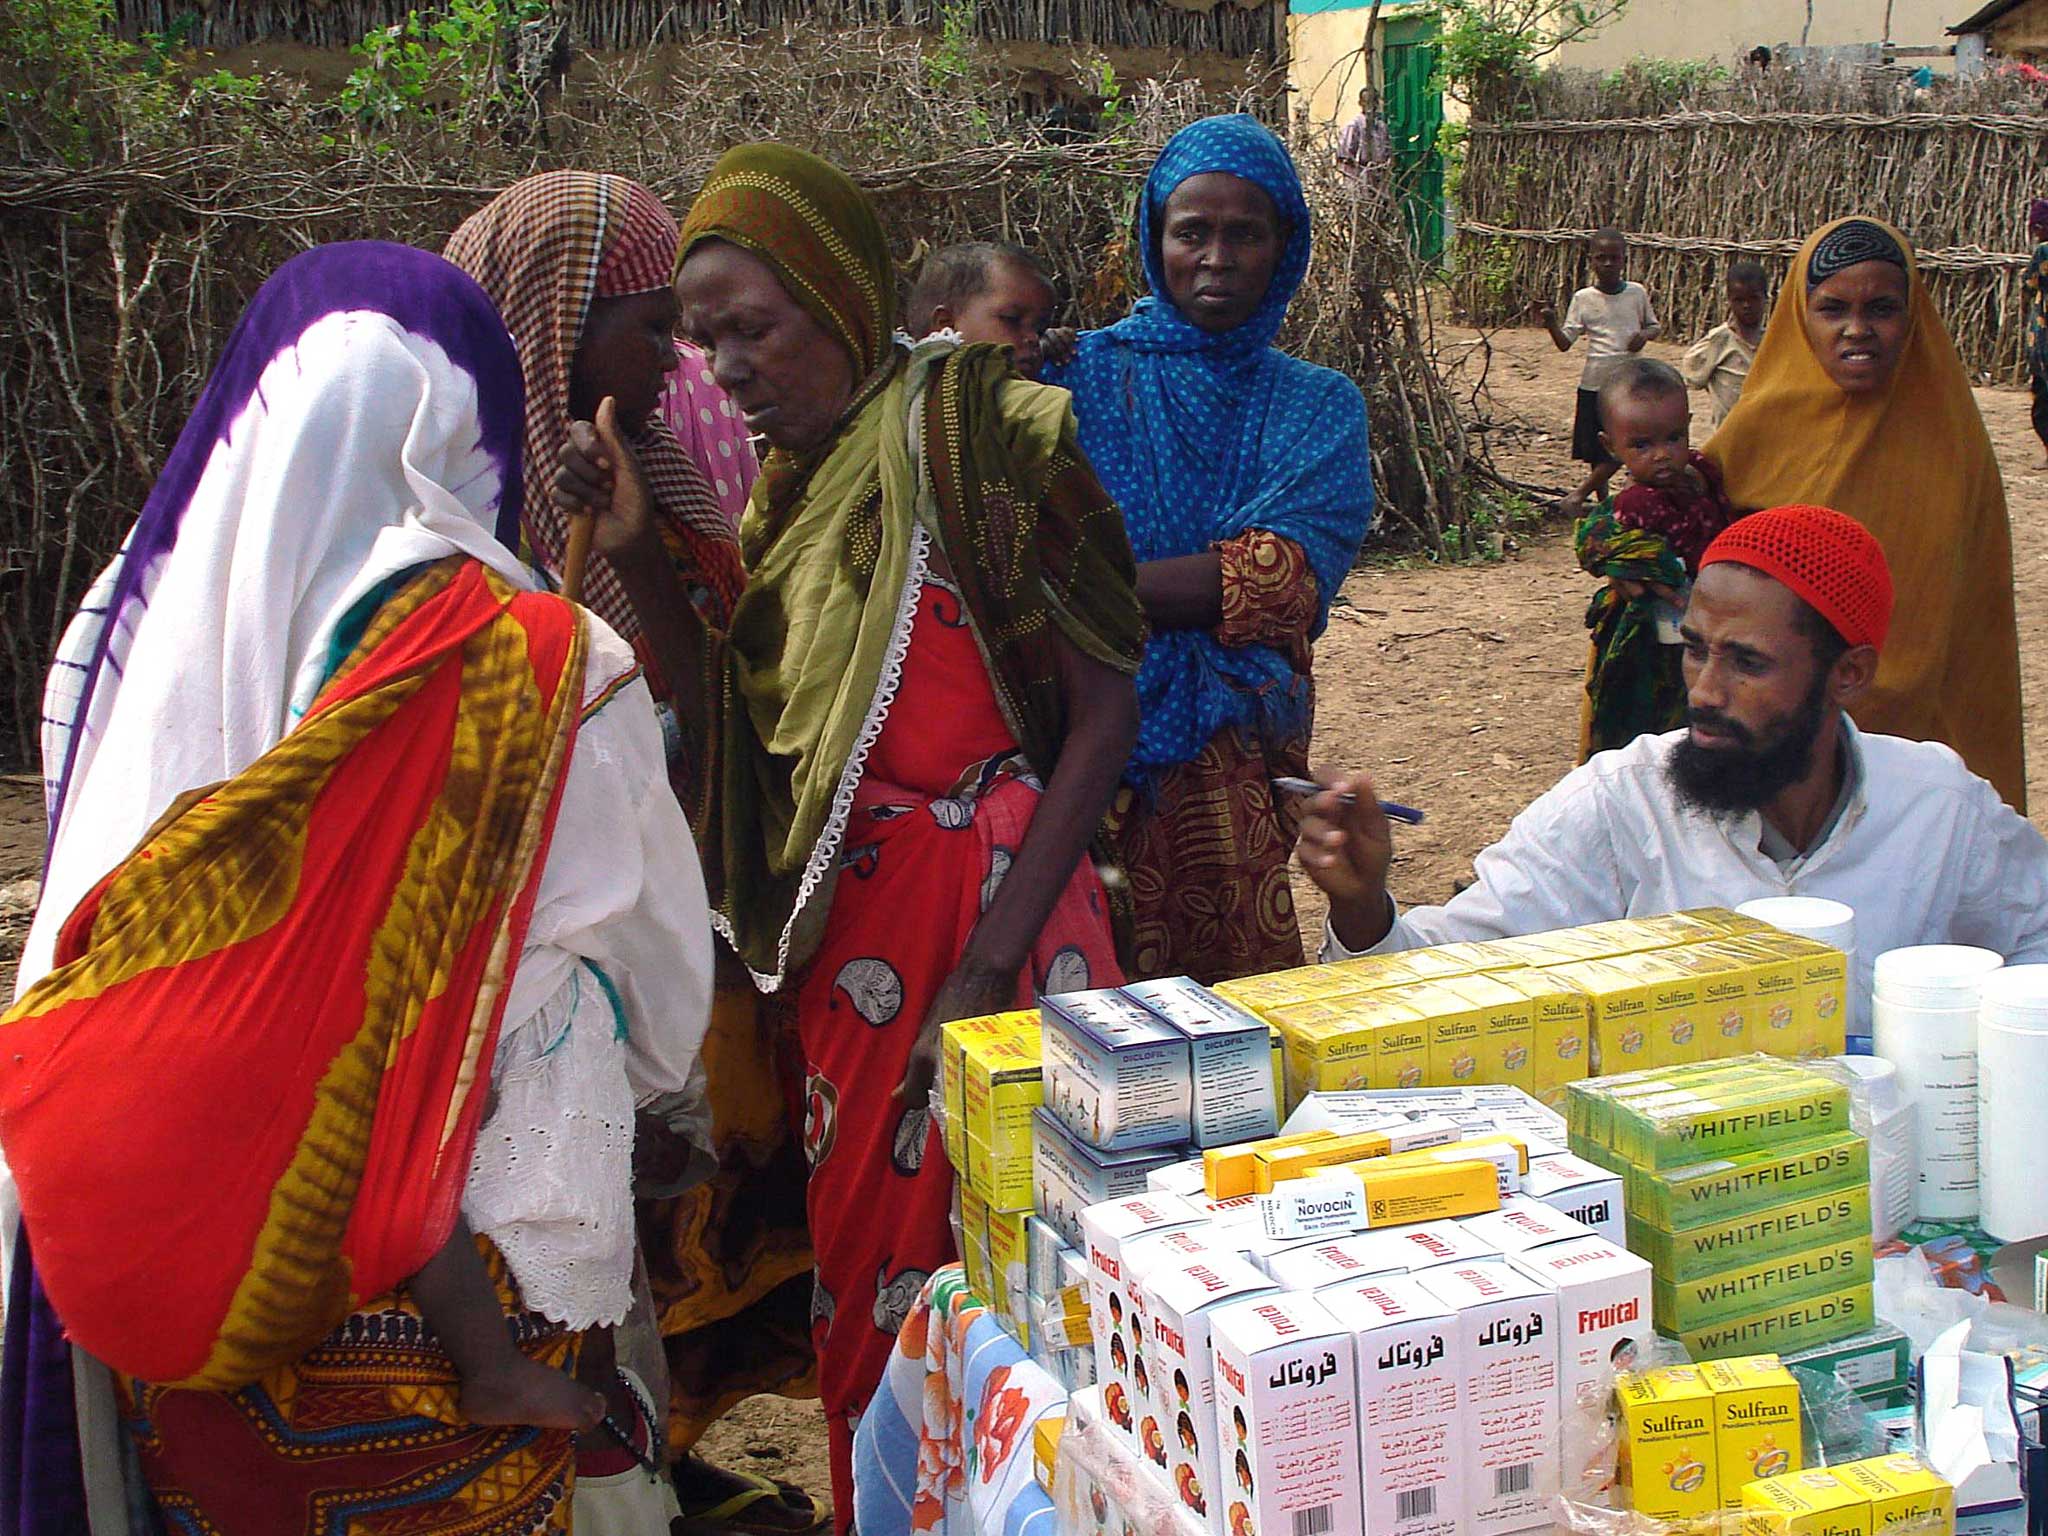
[
  {"xmin": 1209, "ymin": 1292, "xmax": 1362, "ymax": 1536},
  {"xmin": 1140, "ymin": 1250, "xmax": 1277, "ymax": 1528},
  {"xmin": 1321, "ymin": 1274, "xmax": 1462, "ymax": 1536},
  {"xmin": 1122, "ymin": 977, "xmax": 1279, "ymax": 1148},
  {"xmin": 1041, "ymin": 988, "xmax": 1191, "ymax": 1151},
  {"xmin": 1416, "ymin": 1262, "xmax": 1560, "ymax": 1536}
]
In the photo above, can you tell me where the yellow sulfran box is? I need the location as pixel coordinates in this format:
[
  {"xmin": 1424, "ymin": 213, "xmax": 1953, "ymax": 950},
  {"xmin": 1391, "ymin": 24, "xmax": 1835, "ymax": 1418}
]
[
  {"xmin": 1618, "ymin": 1365, "xmax": 1721, "ymax": 1524},
  {"xmin": 1741, "ymin": 1468, "xmax": 1874, "ymax": 1536},
  {"xmin": 942, "ymin": 1011, "xmax": 1039, "ymax": 1174},
  {"xmin": 1545, "ymin": 953, "xmax": 1707, "ymax": 1075},
  {"xmin": 1700, "ymin": 1355, "xmax": 1802, "ymax": 1504},
  {"xmin": 1831, "ymin": 1455, "xmax": 1954, "ymax": 1530},
  {"xmin": 1658, "ymin": 942, "xmax": 1758, "ymax": 1057},
  {"xmin": 1689, "ymin": 938, "xmax": 1805, "ymax": 1058},
  {"xmin": 1268, "ymin": 992, "xmax": 1431, "ymax": 1101}
]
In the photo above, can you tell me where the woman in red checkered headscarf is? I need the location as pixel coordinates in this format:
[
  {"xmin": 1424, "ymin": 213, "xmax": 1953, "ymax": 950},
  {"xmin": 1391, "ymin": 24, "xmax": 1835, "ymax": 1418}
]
[{"xmin": 450, "ymin": 174, "xmax": 828, "ymax": 1534}]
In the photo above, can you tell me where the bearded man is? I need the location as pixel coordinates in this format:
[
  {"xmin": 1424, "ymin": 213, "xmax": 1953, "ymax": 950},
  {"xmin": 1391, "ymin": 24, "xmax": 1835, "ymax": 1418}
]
[{"xmin": 1297, "ymin": 504, "xmax": 2048, "ymax": 1034}]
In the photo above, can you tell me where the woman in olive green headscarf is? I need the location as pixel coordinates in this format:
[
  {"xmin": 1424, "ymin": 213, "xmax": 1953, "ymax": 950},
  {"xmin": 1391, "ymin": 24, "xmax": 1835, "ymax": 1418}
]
[{"xmin": 554, "ymin": 144, "xmax": 1146, "ymax": 1529}]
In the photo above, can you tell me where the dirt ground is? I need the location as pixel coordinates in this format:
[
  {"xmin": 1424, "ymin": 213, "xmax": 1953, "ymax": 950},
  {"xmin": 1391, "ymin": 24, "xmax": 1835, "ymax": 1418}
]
[{"xmin": 2, "ymin": 323, "xmax": 2045, "ymax": 1506}]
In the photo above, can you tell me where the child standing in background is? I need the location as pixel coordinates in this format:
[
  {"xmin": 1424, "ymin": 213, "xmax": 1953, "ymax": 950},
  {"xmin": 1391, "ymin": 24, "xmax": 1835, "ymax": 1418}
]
[
  {"xmin": 1533, "ymin": 227, "xmax": 1661, "ymax": 512},
  {"xmin": 1681, "ymin": 259, "xmax": 1769, "ymax": 426},
  {"xmin": 906, "ymin": 240, "xmax": 1060, "ymax": 379},
  {"xmin": 1574, "ymin": 357, "xmax": 1734, "ymax": 758},
  {"xmin": 2023, "ymin": 199, "xmax": 2048, "ymax": 467}
]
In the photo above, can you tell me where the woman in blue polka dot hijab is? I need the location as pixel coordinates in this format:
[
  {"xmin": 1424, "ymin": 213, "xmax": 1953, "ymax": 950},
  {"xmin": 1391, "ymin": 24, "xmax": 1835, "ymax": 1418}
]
[{"xmin": 1043, "ymin": 113, "xmax": 1376, "ymax": 983}]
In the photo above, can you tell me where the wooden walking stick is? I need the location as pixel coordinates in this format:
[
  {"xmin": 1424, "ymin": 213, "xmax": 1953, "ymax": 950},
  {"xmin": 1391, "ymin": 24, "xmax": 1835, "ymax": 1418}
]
[{"xmin": 559, "ymin": 512, "xmax": 595, "ymax": 606}]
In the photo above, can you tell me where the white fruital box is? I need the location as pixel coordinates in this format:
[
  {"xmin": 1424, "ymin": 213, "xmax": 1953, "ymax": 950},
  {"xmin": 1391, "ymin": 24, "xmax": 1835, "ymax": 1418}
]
[
  {"xmin": 1148, "ymin": 1158, "xmax": 1211, "ymax": 1199},
  {"xmin": 1080, "ymin": 1193, "xmax": 1206, "ymax": 1449},
  {"xmin": 1461, "ymin": 1193, "xmax": 1596, "ymax": 1255},
  {"xmin": 1209, "ymin": 1291, "xmax": 1363, "ymax": 1536},
  {"xmin": 1320, "ymin": 1272, "xmax": 1463, "ymax": 1536},
  {"xmin": 1263, "ymin": 1219, "xmax": 1499, "ymax": 1291},
  {"xmin": 1141, "ymin": 1250, "xmax": 1280, "ymax": 1532},
  {"xmin": 1521, "ymin": 1151, "xmax": 1626, "ymax": 1246},
  {"xmin": 1416, "ymin": 1262, "xmax": 1561, "ymax": 1536},
  {"xmin": 1511, "ymin": 1235, "xmax": 1654, "ymax": 1500}
]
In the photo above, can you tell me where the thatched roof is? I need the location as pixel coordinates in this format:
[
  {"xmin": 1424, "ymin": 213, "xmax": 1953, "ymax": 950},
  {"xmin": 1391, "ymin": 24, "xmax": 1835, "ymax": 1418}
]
[{"xmin": 115, "ymin": 0, "xmax": 1286, "ymax": 58}]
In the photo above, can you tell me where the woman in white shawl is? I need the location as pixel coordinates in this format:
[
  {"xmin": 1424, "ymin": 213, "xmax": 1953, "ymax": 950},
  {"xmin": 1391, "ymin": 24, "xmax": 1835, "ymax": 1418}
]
[{"xmin": 0, "ymin": 241, "xmax": 711, "ymax": 1536}]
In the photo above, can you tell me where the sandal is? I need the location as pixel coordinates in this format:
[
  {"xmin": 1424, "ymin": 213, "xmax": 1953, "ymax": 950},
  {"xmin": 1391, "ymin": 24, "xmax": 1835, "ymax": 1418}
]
[{"xmin": 673, "ymin": 1457, "xmax": 830, "ymax": 1535}]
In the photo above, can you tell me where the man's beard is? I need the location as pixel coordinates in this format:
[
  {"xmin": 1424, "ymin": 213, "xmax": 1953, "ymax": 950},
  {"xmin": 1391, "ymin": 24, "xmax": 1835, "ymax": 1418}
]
[{"xmin": 1665, "ymin": 669, "xmax": 1831, "ymax": 817}]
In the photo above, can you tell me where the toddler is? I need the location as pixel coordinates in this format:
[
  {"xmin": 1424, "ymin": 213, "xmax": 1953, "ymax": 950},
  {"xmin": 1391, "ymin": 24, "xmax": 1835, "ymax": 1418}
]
[
  {"xmin": 1681, "ymin": 259, "xmax": 1769, "ymax": 426},
  {"xmin": 906, "ymin": 241, "xmax": 1059, "ymax": 379}
]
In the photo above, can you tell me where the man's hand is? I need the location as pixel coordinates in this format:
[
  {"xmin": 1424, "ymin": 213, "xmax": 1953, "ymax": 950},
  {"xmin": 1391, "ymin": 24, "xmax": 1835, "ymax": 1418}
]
[
  {"xmin": 1625, "ymin": 329, "xmax": 1649, "ymax": 353},
  {"xmin": 1295, "ymin": 768, "xmax": 1397, "ymax": 952}
]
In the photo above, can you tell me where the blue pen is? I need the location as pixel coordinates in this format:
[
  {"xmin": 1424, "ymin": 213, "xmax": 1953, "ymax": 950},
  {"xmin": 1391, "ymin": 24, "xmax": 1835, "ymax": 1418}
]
[{"xmin": 1271, "ymin": 777, "xmax": 1426, "ymax": 825}]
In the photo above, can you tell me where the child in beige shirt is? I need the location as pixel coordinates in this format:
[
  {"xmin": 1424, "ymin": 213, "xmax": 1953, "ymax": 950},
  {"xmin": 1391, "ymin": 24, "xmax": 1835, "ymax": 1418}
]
[{"xmin": 1681, "ymin": 259, "xmax": 1768, "ymax": 426}]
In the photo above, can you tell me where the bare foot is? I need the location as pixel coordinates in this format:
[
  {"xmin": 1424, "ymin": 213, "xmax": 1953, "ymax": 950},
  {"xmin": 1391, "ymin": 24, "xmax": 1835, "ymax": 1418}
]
[{"xmin": 460, "ymin": 1355, "xmax": 606, "ymax": 1431}]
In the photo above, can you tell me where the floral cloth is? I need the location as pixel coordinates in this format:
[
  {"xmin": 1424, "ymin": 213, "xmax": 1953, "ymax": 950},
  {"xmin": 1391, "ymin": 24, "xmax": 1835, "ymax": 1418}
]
[
  {"xmin": 852, "ymin": 1267, "xmax": 1063, "ymax": 1536},
  {"xmin": 1612, "ymin": 451, "xmax": 1733, "ymax": 575}
]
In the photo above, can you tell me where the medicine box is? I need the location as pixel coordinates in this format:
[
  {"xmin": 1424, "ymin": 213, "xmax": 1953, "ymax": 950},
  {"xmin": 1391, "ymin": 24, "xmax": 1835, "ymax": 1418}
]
[
  {"xmin": 1679, "ymin": 1281, "xmax": 1875, "ymax": 1362},
  {"xmin": 1148, "ymin": 1158, "xmax": 1210, "ymax": 1200},
  {"xmin": 1512, "ymin": 1236, "xmax": 1654, "ymax": 1428},
  {"xmin": 1416, "ymin": 1262, "xmax": 1561, "ymax": 1536},
  {"xmin": 1042, "ymin": 988, "xmax": 1191, "ymax": 1151},
  {"xmin": 1122, "ymin": 977, "xmax": 1280, "ymax": 1148},
  {"xmin": 1140, "ymin": 1250, "xmax": 1278, "ymax": 1529},
  {"xmin": 1489, "ymin": 968, "xmax": 1591, "ymax": 1098},
  {"xmin": 1033, "ymin": 1107, "xmax": 1181, "ymax": 1248},
  {"xmin": 941, "ymin": 1011, "xmax": 1036, "ymax": 1172},
  {"xmin": 1262, "ymin": 1219, "xmax": 1498, "ymax": 1290},
  {"xmin": 1628, "ymin": 1132, "xmax": 1870, "ymax": 1229},
  {"xmin": 1701, "ymin": 1355, "xmax": 1803, "ymax": 1504},
  {"xmin": 1618, "ymin": 1365, "xmax": 1721, "ymax": 1523},
  {"xmin": 1462, "ymin": 1193, "xmax": 1594, "ymax": 1253},
  {"xmin": 1833, "ymin": 1455, "xmax": 1955, "ymax": 1530},
  {"xmin": 1697, "ymin": 938, "xmax": 1803, "ymax": 1058},
  {"xmin": 1630, "ymin": 1186, "xmax": 1873, "ymax": 1284},
  {"xmin": 1209, "ymin": 1291, "xmax": 1363, "ymax": 1536},
  {"xmin": 1741, "ymin": 1468, "xmax": 1875, "ymax": 1536},
  {"xmin": 1320, "ymin": 1273, "xmax": 1462, "ymax": 1536},
  {"xmin": 1311, "ymin": 1155, "xmax": 1500, "ymax": 1230},
  {"xmin": 1610, "ymin": 1070, "xmax": 1852, "ymax": 1169},
  {"xmin": 1654, "ymin": 1235, "xmax": 1875, "ymax": 1333},
  {"xmin": 1079, "ymin": 1193, "xmax": 1205, "ymax": 1447},
  {"xmin": 1522, "ymin": 1152, "xmax": 1627, "ymax": 1245},
  {"xmin": 1781, "ymin": 1321, "xmax": 1911, "ymax": 1404}
]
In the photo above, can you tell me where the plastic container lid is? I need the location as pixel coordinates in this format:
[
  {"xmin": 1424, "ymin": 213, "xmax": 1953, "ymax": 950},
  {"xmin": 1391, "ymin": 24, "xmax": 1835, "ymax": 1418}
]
[
  {"xmin": 1737, "ymin": 896, "xmax": 1856, "ymax": 948},
  {"xmin": 1980, "ymin": 964, "xmax": 2048, "ymax": 1032},
  {"xmin": 1872, "ymin": 944, "xmax": 2004, "ymax": 1010},
  {"xmin": 1830, "ymin": 1053, "xmax": 1908, "ymax": 1118}
]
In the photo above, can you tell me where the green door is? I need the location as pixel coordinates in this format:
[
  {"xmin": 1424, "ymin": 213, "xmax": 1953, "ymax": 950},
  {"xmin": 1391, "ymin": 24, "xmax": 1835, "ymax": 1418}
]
[{"xmin": 1382, "ymin": 14, "xmax": 1446, "ymax": 262}]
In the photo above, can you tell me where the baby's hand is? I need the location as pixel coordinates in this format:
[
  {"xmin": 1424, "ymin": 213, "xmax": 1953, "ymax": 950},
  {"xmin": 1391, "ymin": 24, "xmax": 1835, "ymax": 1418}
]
[{"xmin": 1040, "ymin": 326, "xmax": 1079, "ymax": 367}]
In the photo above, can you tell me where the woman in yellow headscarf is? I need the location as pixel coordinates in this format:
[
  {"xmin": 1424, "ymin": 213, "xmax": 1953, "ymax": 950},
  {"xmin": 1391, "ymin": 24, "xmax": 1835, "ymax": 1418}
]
[{"xmin": 1706, "ymin": 215, "xmax": 2026, "ymax": 809}]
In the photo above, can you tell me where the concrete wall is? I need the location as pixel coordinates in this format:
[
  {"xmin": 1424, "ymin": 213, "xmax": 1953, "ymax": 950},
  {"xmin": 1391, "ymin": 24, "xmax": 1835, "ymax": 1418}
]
[
  {"xmin": 1543, "ymin": 0, "xmax": 1966, "ymax": 73},
  {"xmin": 1288, "ymin": 1, "xmax": 1437, "ymax": 128}
]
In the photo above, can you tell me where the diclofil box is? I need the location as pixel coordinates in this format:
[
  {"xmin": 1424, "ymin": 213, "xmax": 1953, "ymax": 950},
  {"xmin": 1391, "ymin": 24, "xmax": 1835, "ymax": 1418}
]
[
  {"xmin": 1080, "ymin": 1194, "xmax": 1205, "ymax": 1448},
  {"xmin": 1042, "ymin": 988, "xmax": 1191, "ymax": 1151},
  {"xmin": 1417, "ymin": 1262, "xmax": 1561, "ymax": 1536},
  {"xmin": 1209, "ymin": 1292, "xmax": 1363, "ymax": 1536},
  {"xmin": 1140, "ymin": 1250, "xmax": 1278, "ymax": 1528},
  {"xmin": 1462, "ymin": 1193, "xmax": 1595, "ymax": 1254},
  {"xmin": 1033, "ymin": 1108, "xmax": 1183, "ymax": 1249},
  {"xmin": 1122, "ymin": 978, "xmax": 1279, "ymax": 1148},
  {"xmin": 1321, "ymin": 1274, "xmax": 1462, "ymax": 1536}
]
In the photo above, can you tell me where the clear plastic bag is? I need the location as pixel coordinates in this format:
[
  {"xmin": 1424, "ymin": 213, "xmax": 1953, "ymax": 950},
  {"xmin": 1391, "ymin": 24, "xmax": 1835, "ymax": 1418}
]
[{"xmin": 1051, "ymin": 1385, "xmax": 1205, "ymax": 1536}]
